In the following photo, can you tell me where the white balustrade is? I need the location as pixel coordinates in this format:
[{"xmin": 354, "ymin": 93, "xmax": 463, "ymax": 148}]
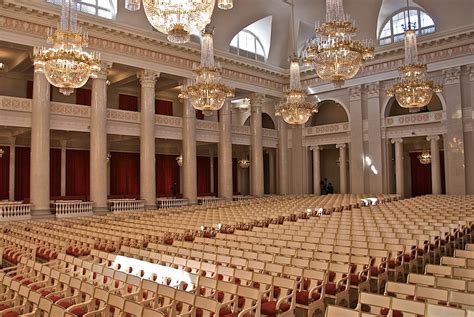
[
  {"xmin": 108, "ymin": 199, "xmax": 145, "ymax": 212},
  {"xmin": 157, "ymin": 198, "xmax": 188, "ymax": 209},
  {"xmin": 198, "ymin": 196, "xmax": 225, "ymax": 206},
  {"xmin": 0, "ymin": 203, "xmax": 31, "ymax": 221},
  {"xmin": 53, "ymin": 201, "xmax": 93, "ymax": 218},
  {"xmin": 233, "ymin": 195, "xmax": 255, "ymax": 202}
]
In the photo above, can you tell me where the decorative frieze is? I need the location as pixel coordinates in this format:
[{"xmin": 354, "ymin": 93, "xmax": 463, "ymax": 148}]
[
  {"xmin": 305, "ymin": 122, "xmax": 350, "ymax": 136},
  {"xmin": 383, "ymin": 111, "xmax": 444, "ymax": 128}
]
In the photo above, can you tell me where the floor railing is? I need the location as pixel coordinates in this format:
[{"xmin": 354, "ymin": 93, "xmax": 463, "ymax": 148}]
[
  {"xmin": 0, "ymin": 203, "xmax": 31, "ymax": 221},
  {"xmin": 108, "ymin": 199, "xmax": 145, "ymax": 212},
  {"xmin": 53, "ymin": 201, "xmax": 93, "ymax": 218},
  {"xmin": 157, "ymin": 198, "xmax": 188, "ymax": 209}
]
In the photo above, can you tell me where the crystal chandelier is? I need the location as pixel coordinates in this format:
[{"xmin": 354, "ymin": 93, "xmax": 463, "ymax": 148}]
[
  {"xmin": 238, "ymin": 158, "xmax": 250, "ymax": 169},
  {"xmin": 418, "ymin": 151, "xmax": 432, "ymax": 165},
  {"xmin": 139, "ymin": 0, "xmax": 215, "ymax": 44},
  {"xmin": 275, "ymin": 1, "xmax": 317, "ymax": 126},
  {"xmin": 303, "ymin": 0, "xmax": 374, "ymax": 87},
  {"xmin": 33, "ymin": 0, "xmax": 101, "ymax": 96},
  {"xmin": 218, "ymin": 0, "xmax": 233, "ymax": 10},
  {"xmin": 179, "ymin": 27, "xmax": 234, "ymax": 113},
  {"xmin": 176, "ymin": 154, "xmax": 183, "ymax": 167},
  {"xmin": 386, "ymin": 10, "xmax": 442, "ymax": 110}
]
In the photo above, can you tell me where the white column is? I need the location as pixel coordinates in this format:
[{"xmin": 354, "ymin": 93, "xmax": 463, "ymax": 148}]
[
  {"xmin": 268, "ymin": 149, "xmax": 276, "ymax": 194},
  {"xmin": 8, "ymin": 137, "xmax": 15, "ymax": 201},
  {"xmin": 30, "ymin": 66, "xmax": 51, "ymax": 218},
  {"xmin": 311, "ymin": 146, "xmax": 321, "ymax": 195},
  {"xmin": 218, "ymin": 101, "xmax": 233, "ymax": 200},
  {"xmin": 349, "ymin": 85, "xmax": 365, "ymax": 194},
  {"xmin": 427, "ymin": 135, "xmax": 442, "ymax": 195},
  {"xmin": 138, "ymin": 70, "xmax": 159, "ymax": 209},
  {"xmin": 210, "ymin": 153, "xmax": 215, "ymax": 194},
  {"xmin": 60, "ymin": 140, "xmax": 67, "ymax": 197},
  {"xmin": 277, "ymin": 117, "xmax": 289, "ymax": 195},
  {"xmin": 90, "ymin": 62, "xmax": 110, "ymax": 212},
  {"xmin": 250, "ymin": 93, "xmax": 264, "ymax": 197},
  {"xmin": 367, "ymin": 82, "xmax": 383, "ymax": 193},
  {"xmin": 182, "ymin": 95, "xmax": 197, "ymax": 204},
  {"xmin": 337, "ymin": 143, "xmax": 348, "ymax": 194},
  {"xmin": 391, "ymin": 138, "xmax": 404, "ymax": 198}
]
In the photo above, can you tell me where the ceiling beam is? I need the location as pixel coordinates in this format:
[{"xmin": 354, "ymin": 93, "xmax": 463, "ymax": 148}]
[{"xmin": 108, "ymin": 70, "xmax": 137, "ymax": 87}]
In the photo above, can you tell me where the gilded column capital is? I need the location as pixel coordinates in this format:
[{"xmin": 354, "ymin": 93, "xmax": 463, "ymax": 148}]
[
  {"xmin": 250, "ymin": 93, "xmax": 265, "ymax": 108},
  {"xmin": 137, "ymin": 70, "xmax": 159, "ymax": 88},
  {"xmin": 95, "ymin": 61, "xmax": 112, "ymax": 80}
]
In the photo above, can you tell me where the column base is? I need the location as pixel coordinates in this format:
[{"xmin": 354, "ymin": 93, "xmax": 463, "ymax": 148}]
[
  {"xmin": 145, "ymin": 205, "xmax": 157, "ymax": 210},
  {"xmin": 93, "ymin": 206, "xmax": 110, "ymax": 214},
  {"xmin": 31, "ymin": 209, "xmax": 55, "ymax": 220}
]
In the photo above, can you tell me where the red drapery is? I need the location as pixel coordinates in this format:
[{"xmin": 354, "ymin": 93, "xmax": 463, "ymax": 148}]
[
  {"xmin": 76, "ymin": 88, "xmax": 92, "ymax": 106},
  {"xmin": 15, "ymin": 147, "xmax": 30, "ymax": 201},
  {"xmin": 110, "ymin": 152, "xmax": 140, "ymax": 197},
  {"xmin": 197, "ymin": 156, "xmax": 211, "ymax": 195},
  {"xmin": 50, "ymin": 149, "xmax": 61, "ymax": 197},
  {"xmin": 155, "ymin": 100, "xmax": 173, "ymax": 116},
  {"xmin": 156, "ymin": 154, "xmax": 180, "ymax": 197},
  {"xmin": 66, "ymin": 150, "xmax": 90, "ymax": 199},
  {"xmin": 26, "ymin": 81, "xmax": 33, "ymax": 99},
  {"xmin": 410, "ymin": 152, "xmax": 432, "ymax": 197},
  {"xmin": 213, "ymin": 157, "xmax": 218, "ymax": 195},
  {"xmin": 196, "ymin": 110, "xmax": 204, "ymax": 120},
  {"xmin": 232, "ymin": 158, "xmax": 238, "ymax": 194},
  {"xmin": 0, "ymin": 146, "xmax": 10, "ymax": 199},
  {"xmin": 119, "ymin": 94, "xmax": 138, "ymax": 112}
]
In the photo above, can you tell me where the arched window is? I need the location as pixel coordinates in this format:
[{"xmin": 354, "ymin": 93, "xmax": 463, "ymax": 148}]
[
  {"xmin": 230, "ymin": 30, "xmax": 266, "ymax": 62},
  {"xmin": 47, "ymin": 0, "xmax": 117, "ymax": 20},
  {"xmin": 378, "ymin": 9, "xmax": 435, "ymax": 45}
]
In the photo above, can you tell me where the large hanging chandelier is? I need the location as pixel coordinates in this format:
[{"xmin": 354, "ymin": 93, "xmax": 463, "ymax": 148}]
[
  {"xmin": 33, "ymin": 0, "xmax": 100, "ymax": 96},
  {"xmin": 303, "ymin": 0, "xmax": 374, "ymax": 87},
  {"xmin": 179, "ymin": 27, "xmax": 234, "ymax": 113},
  {"xmin": 386, "ymin": 9, "xmax": 442, "ymax": 110},
  {"xmin": 176, "ymin": 154, "xmax": 183, "ymax": 167},
  {"xmin": 275, "ymin": 1, "xmax": 317, "ymax": 126},
  {"xmin": 238, "ymin": 158, "xmax": 250, "ymax": 169},
  {"xmin": 418, "ymin": 151, "xmax": 432, "ymax": 165}
]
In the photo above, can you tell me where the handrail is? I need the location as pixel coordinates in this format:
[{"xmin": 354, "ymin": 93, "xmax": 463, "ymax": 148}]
[
  {"xmin": 53, "ymin": 201, "xmax": 93, "ymax": 218},
  {"xmin": 0, "ymin": 203, "xmax": 31, "ymax": 221},
  {"xmin": 198, "ymin": 196, "xmax": 225, "ymax": 206},
  {"xmin": 108, "ymin": 199, "xmax": 145, "ymax": 212},
  {"xmin": 157, "ymin": 198, "xmax": 188, "ymax": 209}
]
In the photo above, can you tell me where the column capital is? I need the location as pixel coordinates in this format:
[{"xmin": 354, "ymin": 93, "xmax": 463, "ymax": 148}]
[
  {"xmin": 391, "ymin": 138, "xmax": 403, "ymax": 144},
  {"xmin": 349, "ymin": 85, "xmax": 362, "ymax": 101},
  {"xmin": 59, "ymin": 139, "xmax": 67, "ymax": 148},
  {"xmin": 8, "ymin": 136, "xmax": 16, "ymax": 146},
  {"xmin": 137, "ymin": 70, "xmax": 159, "ymax": 88},
  {"xmin": 442, "ymin": 67, "xmax": 461, "ymax": 85},
  {"xmin": 336, "ymin": 143, "xmax": 346, "ymax": 149},
  {"xmin": 250, "ymin": 93, "xmax": 265, "ymax": 107},
  {"xmin": 468, "ymin": 64, "xmax": 474, "ymax": 82},
  {"xmin": 366, "ymin": 82, "xmax": 380, "ymax": 98},
  {"xmin": 95, "ymin": 61, "xmax": 113, "ymax": 80},
  {"xmin": 310, "ymin": 145, "xmax": 321, "ymax": 151},
  {"xmin": 426, "ymin": 135, "xmax": 440, "ymax": 142}
]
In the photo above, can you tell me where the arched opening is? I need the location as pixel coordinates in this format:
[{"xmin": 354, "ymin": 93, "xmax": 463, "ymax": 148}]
[
  {"xmin": 243, "ymin": 113, "xmax": 275, "ymax": 129},
  {"xmin": 307, "ymin": 100, "xmax": 349, "ymax": 127},
  {"xmin": 385, "ymin": 93, "xmax": 443, "ymax": 117}
]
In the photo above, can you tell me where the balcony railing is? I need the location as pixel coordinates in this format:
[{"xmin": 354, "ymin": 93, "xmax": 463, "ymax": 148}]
[
  {"xmin": 108, "ymin": 199, "xmax": 145, "ymax": 212},
  {"xmin": 233, "ymin": 195, "xmax": 255, "ymax": 201},
  {"xmin": 157, "ymin": 198, "xmax": 188, "ymax": 209},
  {"xmin": 198, "ymin": 196, "xmax": 225, "ymax": 205},
  {"xmin": 0, "ymin": 203, "xmax": 31, "ymax": 221},
  {"xmin": 53, "ymin": 201, "xmax": 93, "ymax": 218}
]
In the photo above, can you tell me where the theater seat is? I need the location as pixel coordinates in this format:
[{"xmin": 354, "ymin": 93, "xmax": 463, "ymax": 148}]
[{"xmin": 260, "ymin": 301, "xmax": 290, "ymax": 317}]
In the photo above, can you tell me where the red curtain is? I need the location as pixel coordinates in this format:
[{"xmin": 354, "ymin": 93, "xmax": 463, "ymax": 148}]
[
  {"xmin": 155, "ymin": 100, "xmax": 173, "ymax": 116},
  {"xmin": 156, "ymin": 154, "xmax": 180, "ymax": 196},
  {"xmin": 66, "ymin": 150, "xmax": 90, "ymax": 199},
  {"xmin": 26, "ymin": 81, "xmax": 33, "ymax": 99},
  {"xmin": 410, "ymin": 152, "xmax": 432, "ymax": 197},
  {"xmin": 76, "ymin": 88, "xmax": 92, "ymax": 106},
  {"xmin": 196, "ymin": 110, "xmax": 204, "ymax": 120},
  {"xmin": 50, "ymin": 149, "xmax": 61, "ymax": 197},
  {"xmin": 213, "ymin": 157, "xmax": 218, "ymax": 195},
  {"xmin": 0, "ymin": 146, "xmax": 10, "ymax": 200},
  {"xmin": 197, "ymin": 156, "xmax": 211, "ymax": 195},
  {"xmin": 232, "ymin": 158, "xmax": 238, "ymax": 194},
  {"xmin": 15, "ymin": 147, "xmax": 30, "ymax": 201},
  {"xmin": 119, "ymin": 94, "xmax": 138, "ymax": 111},
  {"xmin": 110, "ymin": 152, "xmax": 140, "ymax": 196}
]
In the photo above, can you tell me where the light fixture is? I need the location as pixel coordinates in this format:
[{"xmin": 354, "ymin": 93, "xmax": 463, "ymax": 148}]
[
  {"xmin": 217, "ymin": 0, "xmax": 233, "ymax": 10},
  {"xmin": 176, "ymin": 154, "xmax": 183, "ymax": 167},
  {"xmin": 179, "ymin": 27, "xmax": 234, "ymax": 113},
  {"xmin": 0, "ymin": 148, "xmax": 4, "ymax": 158},
  {"xmin": 303, "ymin": 0, "xmax": 374, "ymax": 87},
  {"xmin": 386, "ymin": 2, "xmax": 442, "ymax": 110},
  {"xmin": 275, "ymin": 1, "xmax": 317, "ymax": 125},
  {"xmin": 33, "ymin": 0, "xmax": 101, "ymax": 96},
  {"xmin": 238, "ymin": 157, "xmax": 250, "ymax": 169},
  {"xmin": 141, "ymin": 0, "xmax": 215, "ymax": 44},
  {"xmin": 0, "ymin": 62, "xmax": 5, "ymax": 70},
  {"xmin": 418, "ymin": 151, "xmax": 432, "ymax": 165},
  {"xmin": 125, "ymin": 0, "xmax": 141, "ymax": 11},
  {"xmin": 106, "ymin": 153, "xmax": 111, "ymax": 163},
  {"xmin": 106, "ymin": 79, "xmax": 111, "ymax": 86}
]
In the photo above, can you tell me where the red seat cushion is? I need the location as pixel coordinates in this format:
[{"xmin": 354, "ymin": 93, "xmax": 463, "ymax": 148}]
[
  {"xmin": 219, "ymin": 306, "xmax": 232, "ymax": 316},
  {"xmin": 381, "ymin": 308, "xmax": 403, "ymax": 317},
  {"xmin": 349, "ymin": 274, "xmax": 367, "ymax": 286},
  {"xmin": 388, "ymin": 260, "xmax": 401, "ymax": 269},
  {"xmin": 58, "ymin": 300, "xmax": 73, "ymax": 309},
  {"xmin": 296, "ymin": 291, "xmax": 321, "ymax": 305},
  {"xmin": 325, "ymin": 283, "xmax": 345, "ymax": 296},
  {"xmin": 0, "ymin": 304, "xmax": 11, "ymax": 311},
  {"xmin": 3, "ymin": 311, "xmax": 19, "ymax": 317},
  {"xmin": 50, "ymin": 295, "xmax": 63, "ymax": 303},
  {"xmin": 261, "ymin": 301, "xmax": 290, "ymax": 317},
  {"xmin": 70, "ymin": 306, "xmax": 87, "ymax": 317}
]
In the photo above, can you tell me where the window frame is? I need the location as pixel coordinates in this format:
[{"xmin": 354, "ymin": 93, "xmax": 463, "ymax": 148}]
[
  {"xmin": 46, "ymin": 0, "xmax": 117, "ymax": 20},
  {"xmin": 230, "ymin": 30, "xmax": 266, "ymax": 62},
  {"xmin": 378, "ymin": 8, "xmax": 435, "ymax": 45}
]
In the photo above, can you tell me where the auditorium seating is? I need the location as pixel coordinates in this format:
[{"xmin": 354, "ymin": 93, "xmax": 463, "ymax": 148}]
[{"xmin": 0, "ymin": 194, "xmax": 472, "ymax": 316}]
